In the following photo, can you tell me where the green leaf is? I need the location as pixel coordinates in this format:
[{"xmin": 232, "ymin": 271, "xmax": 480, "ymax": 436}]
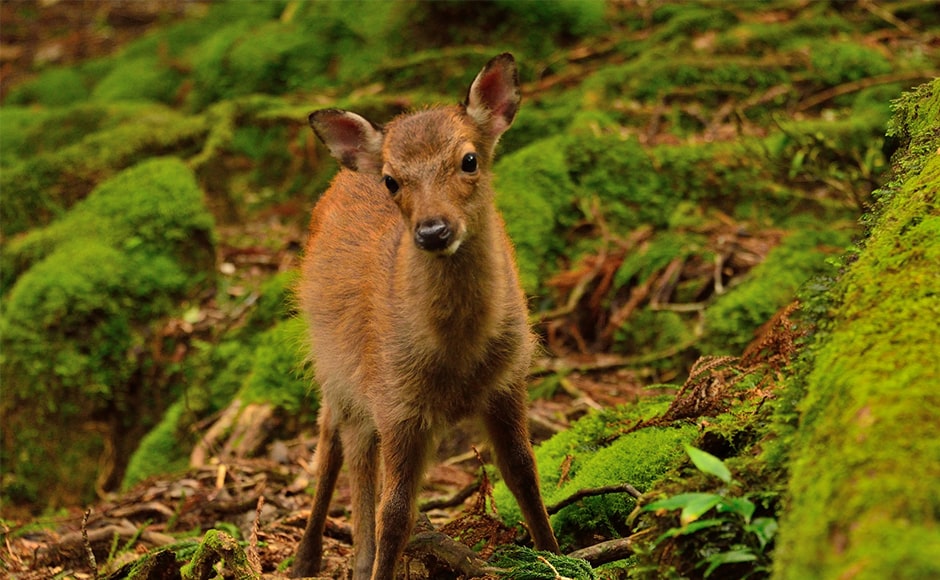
[
  {"xmin": 746, "ymin": 517, "xmax": 779, "ymax": 550},
  {"xmin": 655, "ymin": 518, "xmax": 725, "ymax": 543},
  {"xmin": 717, "ymin": 496, "xmax": 755, "ymax": 523},
  {"xmin": 643, "ymin": 492, "xmax": 721, "ymax": 513},
  {"xmin": 680, "ymin": 494, "xmax": 724, "ymax": 525},
  {"xmin": 702, "ymin": 549, "xmax": 758, "ymax": 577},
  {"xmin": 685, "ymin": 444, "xmax": 732, "ymax": 483}
]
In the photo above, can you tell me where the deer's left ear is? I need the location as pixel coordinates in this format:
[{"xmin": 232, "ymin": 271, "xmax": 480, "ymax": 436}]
[{"xmin": 465, "ymin": 53, "xmax": 521, "ymax": 142}]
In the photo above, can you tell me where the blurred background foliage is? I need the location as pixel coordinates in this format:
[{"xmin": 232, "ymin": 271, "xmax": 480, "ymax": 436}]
[{"xmin": 0, "ymin": 0, "xmax": 937, "ymax": 576}]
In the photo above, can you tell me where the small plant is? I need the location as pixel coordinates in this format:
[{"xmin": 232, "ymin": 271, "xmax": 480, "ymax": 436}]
[{"xmin": 641, "ymin": 445, "xmax": 777, "ymax": 578}]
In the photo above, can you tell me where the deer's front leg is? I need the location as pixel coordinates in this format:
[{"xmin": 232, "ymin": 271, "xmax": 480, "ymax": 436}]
[
  {"xmin": 371, "ymin": 419, "xmax": 433, "ymax": 580},
  {"xmin": 340, "ymin": 423, "xmax": 380, "ymax": 580},
  {"xmin": 483, "ymin": 388, "xmax": 560, "ymax": 554}
]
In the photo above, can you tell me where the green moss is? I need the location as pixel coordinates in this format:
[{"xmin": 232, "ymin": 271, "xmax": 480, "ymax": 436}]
[
  {"xmin": 124, "ymin": 277, "xmax": 313, "ymax": 482},
  {"xmin": 773, "ymin": 80, "xmax": 940, "ymax": 580},
  {"xmin": 4, "ymin": 157, "xmax": 215, "ymax": 291},
  {"xmin": 715, "ymin": 15, "xmax": 853, "ymax": 55},
  {"xmin": 551, "ymin": 426, "xmax": 698, "ymax": 548},
  {"xmin": 1, "ymin": 243, "xmax": 175, "ymax": 506},
  {"xmin": 703, "ymin": 226, "xmax": 854, "ymax": 354},
  {"xmin": 0, "ymin": 159, "xmax": 216, "ymax": 509},
  {"xmin": 4, "ymin": 67, "xmax": 89, "ymax": 107},
  {"xmin": 492, "ymin": 546, "xmax": 596, "ymax": 580},
  {"xmin": 650, "ymin": 4, "xmax": 739, "ymax": 44},
  {"xmin": 494, "ymin": 398, "xmax": 697, "ymax": 549},
  {"xmin": 186, "ymin": 6, "xmax": 374, "ymax": 109},
  {"xmin": 653, "ymin": 140, "xmax": 779, "ymax": 217},
  {"xmin": 495, "ymin": 136, "xmax": 577, "ymax": 294},
  {"xmin": 0, "ymin": 104, "xmax": 209, "ymax": 236},
  {"xmin": 122, "ymin": 400, "xmax": 191, "ymax": 490},
  {"xmin": 240, "ymin": 317, "xmax": 314, "ymax": 415},
  {"xmin": 585, "ymin": 54, "xmax": 790, "ymax": 105},
  {"xmin": 399, "ymin": 1, "xmax": 606, "ymax": 65},
  {"xmin": 616, "ymin": 309, "xmax": 694, "ymax": 361},
  {"xmin": 91, "ymin": 56, "xmax": 183, "ymax": 104},
  {"xmin": 802, "ymin": 39, "xmax": 893, "ymax": 87},
  {"xmin": 180, "ymin": 529, "xmax": 254, "ymax": 580},
  {"xmin": 566, "ymin": 133, "xmax": 660, "ymax": 229}
]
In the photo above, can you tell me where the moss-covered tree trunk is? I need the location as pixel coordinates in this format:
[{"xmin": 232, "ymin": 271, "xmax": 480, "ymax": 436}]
[{"xmin": 773, "ymin": 79, "xmax": 940, "ymax": 579}]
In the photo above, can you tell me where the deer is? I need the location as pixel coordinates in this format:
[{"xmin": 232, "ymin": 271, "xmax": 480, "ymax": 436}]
[{"xmin": 291, "ymin": 53, "xmax": 559, "ymax": 580}]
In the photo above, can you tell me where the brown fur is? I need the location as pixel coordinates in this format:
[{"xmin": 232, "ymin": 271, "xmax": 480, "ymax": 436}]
[{"xmin": 292, "ymin": 54, "xmax": 559, "ymax": 580}]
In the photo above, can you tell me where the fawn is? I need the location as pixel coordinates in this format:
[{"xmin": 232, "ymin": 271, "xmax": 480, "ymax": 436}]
[{"xmin": 292, "ymin": 53, "xmax": 559, "ymax": 579}]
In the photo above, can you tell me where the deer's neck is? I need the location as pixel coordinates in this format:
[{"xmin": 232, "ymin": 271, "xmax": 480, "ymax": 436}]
[{"xmin": 393, "ymin": 210, "xmax": 507, "ymax": 349}]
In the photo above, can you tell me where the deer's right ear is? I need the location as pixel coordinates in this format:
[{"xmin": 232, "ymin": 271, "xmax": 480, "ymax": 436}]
[{"xmin": 309, "ymin": 109, "xmax": 384, "ymax": 174}]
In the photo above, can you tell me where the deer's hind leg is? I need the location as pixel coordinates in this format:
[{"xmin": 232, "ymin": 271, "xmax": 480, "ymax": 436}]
[{"xmin": 293, "ymin": 405, "xmax": 344, "ymax": 578}]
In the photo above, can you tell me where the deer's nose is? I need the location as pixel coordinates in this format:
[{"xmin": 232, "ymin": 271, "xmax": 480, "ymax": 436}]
[{"xmin": 414, "ymin": 218, "xmax": 453, "ymax": 252}]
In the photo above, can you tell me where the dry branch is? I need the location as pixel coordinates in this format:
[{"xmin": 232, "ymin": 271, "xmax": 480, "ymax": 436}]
[
  {"xmin": 547, "ymin": 483, "xmax": 643, "ymax": 516},
  {"xmin": 35, "ymin": 522, "xmax": 176, "ymax": 568},
  {"xmin": 567, "ymin": 536, "xmax": 636, "ymax": 567},
  {"xmin": 406, "ymin": 530, "xmax": 494, "ymax": 578}
]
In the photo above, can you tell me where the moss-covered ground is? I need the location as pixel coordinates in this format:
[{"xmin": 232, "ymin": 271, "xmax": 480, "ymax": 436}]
[
  {"xmin": 1, "ymin": 1, "xmax": 937, "ymax": 578},
  {"xmin": 771, "ymin": 79, "xmax": 940, "ymax": 580}
]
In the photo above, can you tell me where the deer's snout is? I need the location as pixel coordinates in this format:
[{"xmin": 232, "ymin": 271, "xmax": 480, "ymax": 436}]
[{"xmin": 414, "ymin": 217, "xmax": 459, "ymax": 254}]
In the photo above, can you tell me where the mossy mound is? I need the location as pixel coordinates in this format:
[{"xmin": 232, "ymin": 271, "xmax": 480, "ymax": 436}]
[
  {"xmin": 494, "ymin": 398, "xmax": 698, "ymax": 550},
  {"xmin": 772, "ymin": 79, "xmax": 940, "ymax": 580},
  {"xmin": 0, "ymin": 158, "xmax": 216, "ymax": 508},
  {"xmin": 0, "ymin": 103, "xmax": 209, "ymax": 236},
  {"xmin": 122, "ymin": 273, "xmax": 315, "ymax": 489}
]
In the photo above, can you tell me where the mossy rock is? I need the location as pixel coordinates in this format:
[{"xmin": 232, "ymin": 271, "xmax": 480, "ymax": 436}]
[
  {"xmin": 4, "ymin": 156, "xmax": 215, "ymax": 291},
  {"xmin": 125, "ymin": 289, "xmax": 313, "ymax": 487},
  {"xmin": 122, "ymin": 400, "xmax": 192, "ymax": 490},
  {"xmin": 180, "ymin": 529, "xmax": 255, "ymax": 580},
  {"xmin": 0, "ymin": 103, "xmax": 209, "ymax": 236},
  {"xmin": 239, "ymin": 317, "xmax": 313, "ymax": 414},
  {"xmin": 0, "ymin": 158, "xmax": 216, "ymax": 509},
  {"xmin": 399, "ymin": 0, "xmax": 606, "ymax": 65},
  {"xmin": 91, "ymin": 55, "xmax": 184, "ymax": 104},
  {"xmin": 802, "ymin": 39, "xmax": 893, "ymax": 87},
  {"xmin": 4, "ymin": 67, "xmax": 90, "ymax": 107},
  {"xmin": 773, "ymin": 80, "xmax": 940, "ymax": 579},
  {"xmin": 495, "ymin": 136, "xmax": 578, "ymax": 295}
]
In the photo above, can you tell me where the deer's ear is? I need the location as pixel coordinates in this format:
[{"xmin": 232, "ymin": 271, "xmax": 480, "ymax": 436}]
[
  {"xmin": 309, "ymin": 109, "xmax": 384, "ymax": 174},
  {"xmin": 465, "ymin": 53, "xmax": 520, "ymax": 142}
]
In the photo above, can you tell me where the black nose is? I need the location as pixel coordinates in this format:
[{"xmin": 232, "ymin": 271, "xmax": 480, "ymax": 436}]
[{"xmin": 414, "ymin": 218, "xmax": 453, "ymax": 252}]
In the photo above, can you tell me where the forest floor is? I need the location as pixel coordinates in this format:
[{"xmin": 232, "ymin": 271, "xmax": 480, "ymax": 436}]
[{"xmin": 2, "ymin": 1, "xmax": 937, "ymax": 579}]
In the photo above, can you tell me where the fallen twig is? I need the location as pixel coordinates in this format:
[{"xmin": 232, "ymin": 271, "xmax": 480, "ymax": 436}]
[
  {"xmin": 796, "ymin": 70, "xmax": 938, "ymax": 112},
  {"xmin": 246, "ymin": 493, "xmax": 264, "ymax": 576},
  {"xmin": 420, "ymin": 476, "xmax": 481, "ymax": 512},
  {"xmin": 567, "ymin": 536, "xmax": 636, "ymax": 567},
  {"xmin": 406, "ymin": 530, "xmax": 496, "ymax": 578},
  {"xmin": 82, "ymin": 508, "xmax": 97, "ymax": 578},
  {"xmin": 547, "ymin": 483, "xmax": 642, "ymax": 516}
]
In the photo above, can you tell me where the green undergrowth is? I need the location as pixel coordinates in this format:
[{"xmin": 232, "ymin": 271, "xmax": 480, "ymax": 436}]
[
  {"xmin": 702, "ymin": 224, "xmax": 854, "ymax": 355},
  {"xmin": 121, "ymin": 271, "xmax": 316, "ymax": 489},
  {"xmin": 0, "ymin": 159, "xmax": 216, "ymax": 508},
  {"xmin": 772, "ymin": 79, "xmax": 940, "ymax": 580}
]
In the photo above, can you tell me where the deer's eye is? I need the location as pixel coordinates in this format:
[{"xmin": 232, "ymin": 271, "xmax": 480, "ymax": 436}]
[
  {"xmin": 461, "ymin": 153, "xmax": 478, "ymax": 173},
  {"xmin": 383, "ymin": 175, "xmax": 400, "ymax": 195}
]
